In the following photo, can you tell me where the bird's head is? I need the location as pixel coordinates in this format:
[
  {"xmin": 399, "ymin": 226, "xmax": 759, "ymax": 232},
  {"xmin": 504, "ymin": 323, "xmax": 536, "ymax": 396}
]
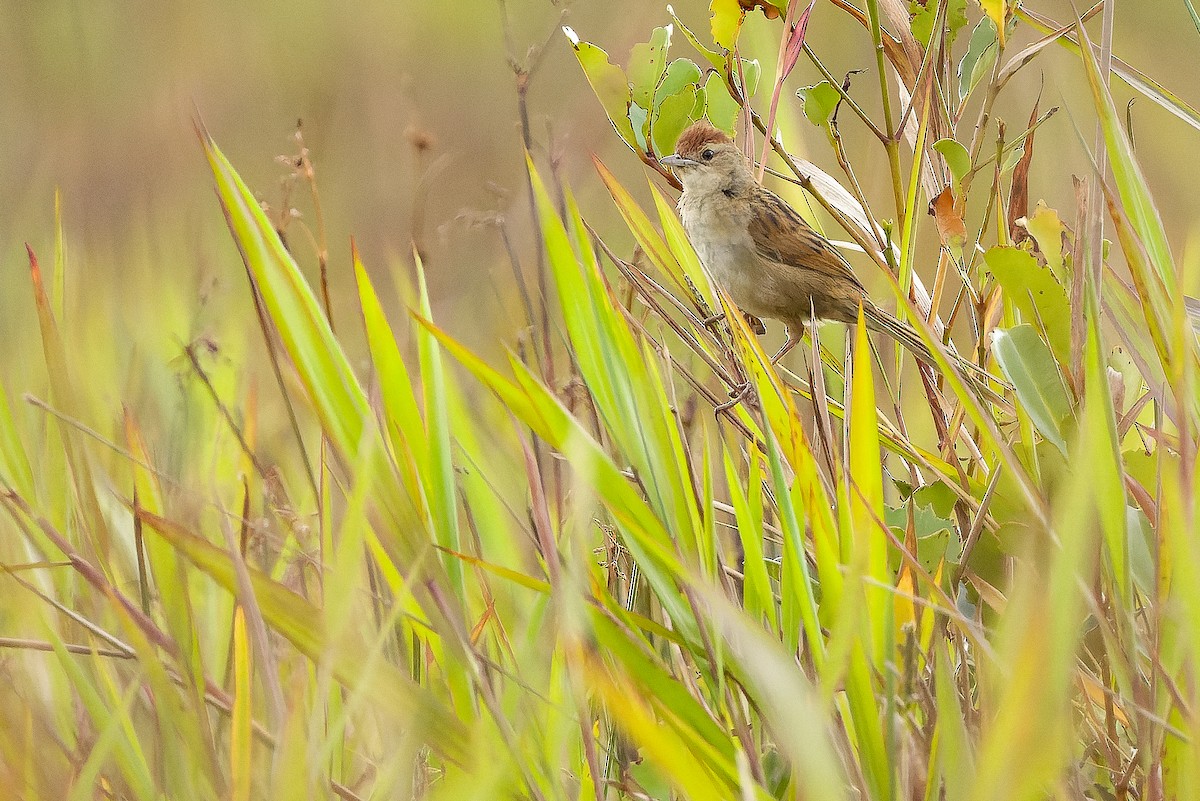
[{"xmin": 660, "ymin": 122, "xmax": 748, "ymax": 194}]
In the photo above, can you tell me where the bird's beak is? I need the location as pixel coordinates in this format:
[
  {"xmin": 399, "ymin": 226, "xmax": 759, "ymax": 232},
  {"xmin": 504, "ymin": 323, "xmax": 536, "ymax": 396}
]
[{"xmin": 660, "ymin": 154, "xmax": 698, "ymax": 169}]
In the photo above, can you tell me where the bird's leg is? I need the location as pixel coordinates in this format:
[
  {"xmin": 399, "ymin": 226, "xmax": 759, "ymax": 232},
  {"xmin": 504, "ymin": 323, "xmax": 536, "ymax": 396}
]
[
  {"xmin": 770, "ymin": 323, "xmax": 806, "ymax": 364},
  {"xmin": 699, "ymin": 311, "xmax": 725, "ymax": 326}
]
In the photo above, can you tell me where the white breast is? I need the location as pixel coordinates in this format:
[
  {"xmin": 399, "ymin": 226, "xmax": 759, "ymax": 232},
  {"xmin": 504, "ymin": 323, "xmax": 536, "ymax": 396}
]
[{"xmin": 678, "ymin": 192, "xmax": 764, "ymax": 315}]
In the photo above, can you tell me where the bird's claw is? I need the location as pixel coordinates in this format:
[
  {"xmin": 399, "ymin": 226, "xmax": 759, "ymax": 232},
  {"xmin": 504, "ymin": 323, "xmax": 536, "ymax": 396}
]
[{"xmin": 714, "ymin": 382, "xmax": 754, "ymax": 413}]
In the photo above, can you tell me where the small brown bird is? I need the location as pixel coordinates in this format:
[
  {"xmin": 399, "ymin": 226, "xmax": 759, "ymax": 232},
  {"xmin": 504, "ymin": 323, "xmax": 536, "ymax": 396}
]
[{"xmin": 661, "ymin": 121, "xmax": 956, "ymax": 370}]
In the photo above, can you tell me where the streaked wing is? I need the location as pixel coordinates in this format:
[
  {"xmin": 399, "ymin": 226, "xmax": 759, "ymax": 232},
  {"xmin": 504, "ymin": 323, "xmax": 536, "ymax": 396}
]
[{"xmin": 746, "ymin": 186, "xmax": 865, "ymax": 293}]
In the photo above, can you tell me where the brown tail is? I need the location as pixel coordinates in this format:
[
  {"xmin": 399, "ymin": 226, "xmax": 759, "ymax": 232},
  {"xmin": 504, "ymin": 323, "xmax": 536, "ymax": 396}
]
[{"xmin": 862, "ymin": 303, "xmax": 1009, "ymax": 404}]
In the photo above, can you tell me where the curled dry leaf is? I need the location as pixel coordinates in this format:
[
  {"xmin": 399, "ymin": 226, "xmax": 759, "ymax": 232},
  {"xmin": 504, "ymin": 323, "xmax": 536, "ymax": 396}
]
[
  {"xmin": 1008, "ymin": 97, "xmax": 1040, "ymax": 244},
  {"xmin": 738, "ymin": 0, "xmax": 782, "ymax": 19},
  {"xmin": 929, "ymin": 186, "xmax": 967, "ymax": 254}
]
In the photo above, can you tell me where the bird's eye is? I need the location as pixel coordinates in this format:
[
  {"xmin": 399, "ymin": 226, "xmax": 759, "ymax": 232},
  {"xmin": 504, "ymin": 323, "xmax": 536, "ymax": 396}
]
[{"xmin": 701, "ymin": 149, "xmax": 715, "ymax": 161}]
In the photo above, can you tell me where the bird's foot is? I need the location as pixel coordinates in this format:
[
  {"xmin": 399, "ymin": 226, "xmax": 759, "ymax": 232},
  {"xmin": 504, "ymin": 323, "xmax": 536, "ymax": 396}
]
[
  {"xmin": 714, "ymin": 382, "xmax": 755, "ymax": 413},
  {"xmin": 699, "ymin": 312, "xmax": 765, "ymax": 335}
]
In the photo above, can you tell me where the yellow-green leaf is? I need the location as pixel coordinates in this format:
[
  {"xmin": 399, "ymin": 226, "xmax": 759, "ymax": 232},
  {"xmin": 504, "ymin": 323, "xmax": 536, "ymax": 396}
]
[
  {"xmin": 564, "ymin": 28, "xmax": 637, "ymax": 148},
  {"xmin": 984, "ymin": 245, "xmax": 1071, "ymax": 360},
  {"xmin": 710, "ymin": 0, "xmax": 745, "ymax": 50},
  {"xmin": 990, "ymin": 325, "xmax": 1072, "ymax": 453},
  {"xmin": 979, "ymin": 0, "xmax": 1007, "ymax": 46}
]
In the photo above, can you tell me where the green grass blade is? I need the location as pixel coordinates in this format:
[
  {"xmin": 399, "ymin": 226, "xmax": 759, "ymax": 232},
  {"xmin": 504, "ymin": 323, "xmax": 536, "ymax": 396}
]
[{"xmin": 135, "ymin": 507, "xmax": 468, "ymax": 761}]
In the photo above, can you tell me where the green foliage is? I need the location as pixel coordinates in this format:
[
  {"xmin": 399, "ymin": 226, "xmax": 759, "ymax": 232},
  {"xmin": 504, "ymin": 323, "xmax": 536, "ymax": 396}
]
[
  {"xmin": 984, "ymin": 245, "xmax": 1071, "ymax": 360},
  {"xmin": 566, "ymin": 22, "xmax": 759, "ymax": 154},
  {"xmin": 958, "ymin": 16, "xmax": 998, "ymax": 103},
  {"xmin": 909, "ymin": 0, "xmax": 969, "ymax": 49},
  {"xmin": 933, "ymin": 137, "xmax": 972, "ymax": 185},
  {"xmin": 991, "ymin": 325, "xmax": 1072, "ymax": 452},
  {"xmin": 795, "ymin": 80, "xmax": 839, "ymax": 127},
  {"xmin": 6, "ymin": 2, "xmax": 1200, "ymax": 801}
]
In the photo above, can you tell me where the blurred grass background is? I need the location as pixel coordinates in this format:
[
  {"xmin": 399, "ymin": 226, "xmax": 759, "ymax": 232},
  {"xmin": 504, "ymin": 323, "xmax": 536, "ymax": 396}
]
[{"xmin": 4, "ymin": 0, "xmax": 1197, "ymax": 374}]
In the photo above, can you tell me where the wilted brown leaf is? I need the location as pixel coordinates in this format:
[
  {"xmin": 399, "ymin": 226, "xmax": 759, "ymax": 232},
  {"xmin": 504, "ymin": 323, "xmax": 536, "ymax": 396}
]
[
  {"xmin": 1008, "ymin": 98, "xmax": 1041, "ymax": 244},
  {"xmin": 929, "ymin": 186, "xmax": 967, "ymax": 252},
  {"xmin": 738, "ymin": 0, "xmax": 782, "ymax": 19}
]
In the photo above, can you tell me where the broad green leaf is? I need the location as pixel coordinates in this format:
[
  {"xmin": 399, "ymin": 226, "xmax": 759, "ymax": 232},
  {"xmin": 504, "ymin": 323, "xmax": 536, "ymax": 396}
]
[
  {"xmin": 910, "ymin": 0, "xmax": 969, "ymax": 48},
  {"xmin": 629, "ymin": 26, "xmax": 672, "ymax": 111},
  {"xmin": 652, "ymin": 59, "xmax": 705, "ymax": 155},
  {"xmin": 1019, "ymin": 201, "xmax": 1067, "ymax": 280},
  {"xmin": 984, "ymin": 245, "xmax": 1071, "ymax": 360},
  {"xmin": 740, "ymin": 58, "xmax": 762, "ymax": 97},
  {"xmin": 885, "ymin": 505, "xmax": 959, "ymax": 572},
  {"xmin": 915, "ymin": 481, "xmax": 960, "ymax": 518},
  {"xmin": 629, "ymin": 103, "xmax": 650, "ymax": 150},
  {"xmin": 654, "ymin": 57, "xmax": 703, "ymax": 102},
  {"xmin": 704, "ymin": 72, "xmax": 739, "ymax": 132},
  {"xmin": 563, "ymin": 28, "xmax": 637, "ymax": 147},
  {"xmin": 796, "ymin": 81, "xmax": 840, "ymax": 127},
  {"xmin": 652, "ymin": 85, "xmax": 702, "ymax": 156},
  {"xmin": 1000, "ymin": 141, "xmax": 1025, "ymax": 173},
  {"xmin": 668, "ymin": 5, "xmax": 724, "ymax": 69},
  {"xmin": 958, "ymin": 17, "xmax": 998, "ymax": 103},
  {"xmin": 991, "ymin": 325, "xmax": 1072, "ymax": 453},
  {"xmin": 933, "ymin": 138, "xmax": 972, "ymax": 185}
]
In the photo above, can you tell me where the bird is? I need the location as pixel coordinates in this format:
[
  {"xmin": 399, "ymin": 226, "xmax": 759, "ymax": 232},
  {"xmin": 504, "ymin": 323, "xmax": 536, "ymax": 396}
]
[{"xmin": 660, "ymin": 120, "xmax": 997, "ymax": 396}]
